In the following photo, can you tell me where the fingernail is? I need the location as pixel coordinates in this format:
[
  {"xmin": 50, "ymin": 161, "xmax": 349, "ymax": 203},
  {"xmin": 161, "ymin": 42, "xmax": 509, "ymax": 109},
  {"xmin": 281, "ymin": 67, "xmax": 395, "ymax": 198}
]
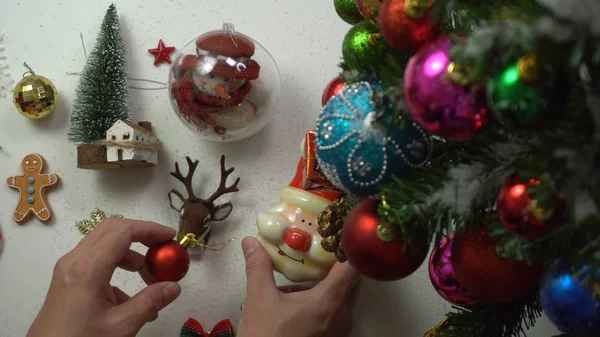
[
  {"xmin": 242, "ymin": 237, "xmax": 257, "ymax": 258},
  {"xmin": 161, "ymin": 282, "xmax": 181, "ymax": 303}
]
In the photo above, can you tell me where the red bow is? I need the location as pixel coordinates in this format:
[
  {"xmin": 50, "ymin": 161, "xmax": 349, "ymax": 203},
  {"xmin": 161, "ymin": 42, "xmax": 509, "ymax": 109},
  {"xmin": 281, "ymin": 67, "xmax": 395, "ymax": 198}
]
[{"xmin": 180, "ymin": 318, "xmax": 235, "ymax": 337}]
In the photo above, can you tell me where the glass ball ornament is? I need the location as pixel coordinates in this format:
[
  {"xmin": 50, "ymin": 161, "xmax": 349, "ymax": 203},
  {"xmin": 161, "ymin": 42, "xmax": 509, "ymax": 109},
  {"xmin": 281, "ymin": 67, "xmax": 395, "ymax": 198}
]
[
  {"xmin": 404, "ymin": 37, "xmax": 490, "ymax": 140},
  {"xmin": 342, "ymin": 21, "xmax": 384, "ymax": 72},
  {"xmin": 428, "ymin": 235, "xmax": 477, "ymax": 307},
  {"xmin": 13, "ymin": 74, "xmax": 59, "ymax": 120},
  {"xmin": 497, "ymin": 175, "xmax": 563, "ymax": 238},
  {"xmin": 315, "ymin": 81, "xmax": 432, "ymax": 197},
  {"xmin": 540, "ymin": 256, "xmax": 600, "ymax": 337},
  {"xmin": 334, "ymin": 0, "xmax": 364, "ymax": 24},
  {"xmin": 168, "ymin": 25, "xmax": 281, "ymax": 142}
]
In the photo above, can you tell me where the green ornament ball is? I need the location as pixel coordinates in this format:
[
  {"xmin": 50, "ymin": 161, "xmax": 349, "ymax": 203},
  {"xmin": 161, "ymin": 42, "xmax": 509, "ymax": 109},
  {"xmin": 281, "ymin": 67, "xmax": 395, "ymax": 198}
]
[
  {"xmin": 342, "ymin": 21, "xmax": 382, "ymax": 70},
  {"xmin": 487, "ymin": 62, "xmax": 546, "ymax": 129},
  {"xmin": 334, "ymin": 0, "xmax": 364, "ymax": 24}
]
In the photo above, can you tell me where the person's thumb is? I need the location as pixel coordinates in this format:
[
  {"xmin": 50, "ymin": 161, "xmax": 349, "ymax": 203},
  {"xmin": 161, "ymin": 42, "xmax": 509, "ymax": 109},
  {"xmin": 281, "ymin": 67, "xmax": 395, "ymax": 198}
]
[
  {"xmin": 242, "ymin": 237, "xmax": 277, "ymax": 299},
  {"xmin": 112, "ymin": 282, "xmax": 181, "ymax": 333}
]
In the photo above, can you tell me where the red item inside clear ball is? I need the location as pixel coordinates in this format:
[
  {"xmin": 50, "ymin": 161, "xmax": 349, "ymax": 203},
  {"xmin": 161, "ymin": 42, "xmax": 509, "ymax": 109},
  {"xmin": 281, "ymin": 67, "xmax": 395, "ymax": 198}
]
[{"xmin": 168, "ymin": 28, "xmax": 281, "ymax": 142}]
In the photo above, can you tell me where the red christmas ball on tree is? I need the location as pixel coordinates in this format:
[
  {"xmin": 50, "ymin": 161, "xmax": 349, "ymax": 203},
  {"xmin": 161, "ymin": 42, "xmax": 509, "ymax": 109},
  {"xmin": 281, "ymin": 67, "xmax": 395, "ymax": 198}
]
[
  {"xmin": 145, "ymin": 240, "xmax": 191, "ymax": 282},
  {"xmin": 497, "ymin": 175, "xmax": 563, "ymax": 238},
  {"xmin": 342, "ymin": 198, "xmax": 429, "ymax": 281},
  {"xmin": 322, "ymin": 76, "xmax": 346, "ymax": 106},
  {"xmin": 452, "ymin": 228, "xmax": 542, "ymax": 303},
  {"xmin": 379, "ymin": 0, "xmax": 439, "ymax": 52}
]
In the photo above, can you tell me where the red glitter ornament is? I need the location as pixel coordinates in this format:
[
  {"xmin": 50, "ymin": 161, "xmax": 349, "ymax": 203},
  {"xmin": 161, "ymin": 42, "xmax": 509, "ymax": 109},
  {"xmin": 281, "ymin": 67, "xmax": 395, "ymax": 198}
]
[
  {"xmin": 497, "ymin": 175, "xmax": 562, "ymax": 238},
  {"xmin": 379, "ymin": 0, "xmax": 439, "ymax": 53},
  {"xmin": 145, "ymin": 240, "xmax": 191, "ymax": 282},
  {"xmin": 452, "ymin": 228, "xmax": 542, "ymax": 303},
  {"xmin": 322, "ymin": 76, "xmax": 346, "ymax": 106},
  {"xmin": 148, "ymin": 39, "xmax": 176, "ymax": 66},
  {"xmin": 342, "ymin": 198, "xmax": 429, "ymax": 281}
]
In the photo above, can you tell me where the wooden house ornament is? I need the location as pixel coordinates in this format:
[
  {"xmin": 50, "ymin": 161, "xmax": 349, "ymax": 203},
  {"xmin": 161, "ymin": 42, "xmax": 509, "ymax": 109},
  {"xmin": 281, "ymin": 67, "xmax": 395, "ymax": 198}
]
[{"xmin": 77, "ymin": 120, "xmax": 159, "ymax": 170}]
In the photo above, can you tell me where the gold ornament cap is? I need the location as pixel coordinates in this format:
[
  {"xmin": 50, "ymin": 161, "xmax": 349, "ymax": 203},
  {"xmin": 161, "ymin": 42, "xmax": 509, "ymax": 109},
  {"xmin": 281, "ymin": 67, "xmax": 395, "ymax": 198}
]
[
  {"xmin": 517, "ymin": 54, "xmax": 539, "ymax": 84},
  {"xmin": 179, "ymin": 233, "xmax": 197, "ymax": 249},
  {"xmin": 404, "ymin": 0, "xmax": 431, "ymax": 18},
  {"xmin": 446, "ymin": 62, "xmax": 472, "ymax": 86}
]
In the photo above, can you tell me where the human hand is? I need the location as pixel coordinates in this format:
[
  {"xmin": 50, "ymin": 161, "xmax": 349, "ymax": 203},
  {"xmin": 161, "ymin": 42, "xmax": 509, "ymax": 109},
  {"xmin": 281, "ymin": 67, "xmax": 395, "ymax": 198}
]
[
  {"xmin": 237, "ymin": 237, "xmax": 361, "ymax": 337},
  {"xmin": 27, "ymin": 219, "xmax": 182, "ymax": 337}
]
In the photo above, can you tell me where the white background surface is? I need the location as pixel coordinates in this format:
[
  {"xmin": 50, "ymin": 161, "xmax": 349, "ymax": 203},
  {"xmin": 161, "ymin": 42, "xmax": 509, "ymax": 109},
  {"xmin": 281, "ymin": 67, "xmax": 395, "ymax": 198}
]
[{"xmin": 0, "ymin": 0, "xmax": 560, "ymax": 336}]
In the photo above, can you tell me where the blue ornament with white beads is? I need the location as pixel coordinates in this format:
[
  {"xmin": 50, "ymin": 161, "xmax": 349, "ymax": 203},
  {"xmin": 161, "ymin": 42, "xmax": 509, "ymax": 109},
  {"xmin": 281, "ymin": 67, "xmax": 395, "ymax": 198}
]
[{"xmin": 315, "ymin": 81, "xmax": 431, "ymax": 197}]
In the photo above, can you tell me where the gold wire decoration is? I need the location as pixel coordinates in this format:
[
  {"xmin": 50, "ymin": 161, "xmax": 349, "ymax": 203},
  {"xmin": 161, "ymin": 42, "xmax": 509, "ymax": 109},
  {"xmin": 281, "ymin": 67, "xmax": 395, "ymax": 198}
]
[{"xmin": 423, "ymin": 317, "xmax": 452, "ymax": 337}]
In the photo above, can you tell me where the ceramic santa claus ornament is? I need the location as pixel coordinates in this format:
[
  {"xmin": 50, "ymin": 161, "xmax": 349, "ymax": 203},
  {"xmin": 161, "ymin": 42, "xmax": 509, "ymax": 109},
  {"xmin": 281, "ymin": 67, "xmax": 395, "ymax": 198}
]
[{"xmin": 256, "ymin": 158, "xmax": 342, "ymax": 282}]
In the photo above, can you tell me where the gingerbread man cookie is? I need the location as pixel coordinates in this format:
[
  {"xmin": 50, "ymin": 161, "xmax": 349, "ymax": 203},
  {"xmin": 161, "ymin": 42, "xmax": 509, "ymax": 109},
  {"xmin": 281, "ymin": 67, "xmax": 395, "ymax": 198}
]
[{"xmin": 7, "ymin": 153, "xmax": 59, "ymax": 224}]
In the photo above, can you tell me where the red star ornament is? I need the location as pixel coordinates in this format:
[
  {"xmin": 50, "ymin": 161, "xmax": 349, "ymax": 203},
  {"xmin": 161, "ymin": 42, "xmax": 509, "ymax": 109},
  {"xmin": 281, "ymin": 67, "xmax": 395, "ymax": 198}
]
[{"xmin": 148, "ymin": 39, "xmax": 176, "ymax": 66}]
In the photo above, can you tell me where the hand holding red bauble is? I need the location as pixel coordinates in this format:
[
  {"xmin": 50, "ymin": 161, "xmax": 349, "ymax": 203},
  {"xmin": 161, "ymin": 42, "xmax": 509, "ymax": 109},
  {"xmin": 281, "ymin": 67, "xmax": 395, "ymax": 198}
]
[
  {"xmin": 145, "ymin": 239, "xmax": 191, "ymax": 282},
  {"xmin": 451, "ymin": 228, "xmax": 542, "ymax": 303},
  {"xmin": 342, "ymin": 198, "xmax": 429, "ymax": 281},
  {"xmin": 379, "ymin": 0, "xmax": 439, "ymax": 53},
  {"xmin": 497, "ymin": 175, "xmax": 562, "ymax": 238}
]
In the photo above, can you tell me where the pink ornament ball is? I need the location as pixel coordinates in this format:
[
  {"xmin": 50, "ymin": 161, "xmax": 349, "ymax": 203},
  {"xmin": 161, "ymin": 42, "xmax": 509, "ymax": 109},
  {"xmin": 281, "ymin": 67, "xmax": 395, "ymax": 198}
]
[
  {"xmin": 428, "ymin": 235, "xmax": 477, "ymax": 307},
  {"xmin": 404, "ymin": 37, "xmax": 490, "ymax": 140}
]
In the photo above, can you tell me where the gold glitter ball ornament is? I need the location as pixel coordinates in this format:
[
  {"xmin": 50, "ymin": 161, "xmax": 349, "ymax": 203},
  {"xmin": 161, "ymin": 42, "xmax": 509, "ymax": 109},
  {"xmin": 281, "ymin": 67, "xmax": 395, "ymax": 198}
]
[{"xmin": 13, "ymin": 74, "xmax": 58, "ymax": 120}]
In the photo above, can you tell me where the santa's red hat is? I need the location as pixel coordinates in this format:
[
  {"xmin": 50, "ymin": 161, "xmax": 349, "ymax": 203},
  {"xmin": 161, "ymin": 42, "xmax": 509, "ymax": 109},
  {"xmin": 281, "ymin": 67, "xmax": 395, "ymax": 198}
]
[
  {"xmin": 195, "ymin": 32, "xmax": 260, "ymax": 80},
  {"xmin": 280, "ymin": 158, "xmax": 342, "ymax": 214}
]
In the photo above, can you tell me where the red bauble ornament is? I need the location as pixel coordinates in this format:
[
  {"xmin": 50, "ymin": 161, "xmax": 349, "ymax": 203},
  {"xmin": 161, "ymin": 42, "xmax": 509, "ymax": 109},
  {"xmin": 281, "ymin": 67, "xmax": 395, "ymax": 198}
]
[
  {"xmin": 497, "ymin": 175, "xmax": 562, "ymax": 238},
  {"xmin": 342, "ymin": 198, "xmax": 429, "ymax": 281},
  {"xmin": 379, "ymin": 0, "xmax": 439, "ymax": 53},
  {"xmin": 451, "ymin": 228, "xmax": 542, "ymax": 303},
  {"xmin": 145, "ymin": 240, "xmax": 191, "ymax": 282},
  {"xmin": 322, "ymin": 76, "xmax": 346, "ymax": 106}
]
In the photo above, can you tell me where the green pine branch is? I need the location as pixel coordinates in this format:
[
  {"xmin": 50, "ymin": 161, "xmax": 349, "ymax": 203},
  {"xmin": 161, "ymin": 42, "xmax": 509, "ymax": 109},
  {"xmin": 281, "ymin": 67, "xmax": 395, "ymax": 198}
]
[
  {"xmin": 438, "ymin": 292, "xmax": 543, "ymax": 337},
  {"xmin": 68, "ymin": 4, "xmax": 130, "ymax": 144}
]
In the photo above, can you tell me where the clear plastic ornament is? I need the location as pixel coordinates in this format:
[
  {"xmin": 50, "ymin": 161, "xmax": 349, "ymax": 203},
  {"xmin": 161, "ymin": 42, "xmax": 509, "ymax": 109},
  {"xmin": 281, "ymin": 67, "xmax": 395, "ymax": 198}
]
[{"xmin": 168, "ymin": 23, "xmax": 281, "ymax": 142}]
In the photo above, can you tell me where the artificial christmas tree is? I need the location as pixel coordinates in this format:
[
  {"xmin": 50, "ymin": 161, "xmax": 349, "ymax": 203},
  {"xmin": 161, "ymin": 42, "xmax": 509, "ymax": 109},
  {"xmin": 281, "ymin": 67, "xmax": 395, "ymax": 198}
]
[
  {"xmin": 68, "ymin": 5, "xmax": 156, "ymax": 169},
  {"xmin": 315, "ymin": 0, "xmax": 600, "ymax": 335}
]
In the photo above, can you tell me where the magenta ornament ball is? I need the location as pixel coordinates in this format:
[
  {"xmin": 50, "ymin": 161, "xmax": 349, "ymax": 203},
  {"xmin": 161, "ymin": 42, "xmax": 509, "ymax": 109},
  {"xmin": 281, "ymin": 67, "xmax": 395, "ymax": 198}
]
[
  {"xmin": 428, "ymin": 235, "xmax": 477, "ymax": 307},
  {"xmin": 404, "ymin": 37, "xmax": 490, "ymax": 140}
]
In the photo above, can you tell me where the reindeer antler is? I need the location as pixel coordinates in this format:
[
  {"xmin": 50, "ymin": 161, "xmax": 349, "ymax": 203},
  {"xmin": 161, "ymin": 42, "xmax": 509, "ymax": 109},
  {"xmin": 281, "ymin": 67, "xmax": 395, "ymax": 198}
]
[
  {"xmin": 170, "ymin": 156, "xmax": 200, "ymax": 201},
  {"xmin": 206, "ymin": 155, "xmax": 240, "ymax": 204}
]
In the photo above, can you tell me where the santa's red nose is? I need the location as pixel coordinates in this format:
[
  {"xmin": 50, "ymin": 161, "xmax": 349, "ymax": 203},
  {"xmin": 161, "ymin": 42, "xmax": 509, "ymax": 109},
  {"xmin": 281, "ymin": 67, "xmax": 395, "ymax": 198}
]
[{"xmin": 283, "ymin": 228, "xmax": 312, "ymax": 252}]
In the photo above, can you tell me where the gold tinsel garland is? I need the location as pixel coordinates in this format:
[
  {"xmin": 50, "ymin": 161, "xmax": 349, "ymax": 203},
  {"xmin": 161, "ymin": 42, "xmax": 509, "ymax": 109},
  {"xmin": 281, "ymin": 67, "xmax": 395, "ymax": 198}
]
[{"xmin": 317, "ymin": 196, "xmax": 351, "ymax": 262}]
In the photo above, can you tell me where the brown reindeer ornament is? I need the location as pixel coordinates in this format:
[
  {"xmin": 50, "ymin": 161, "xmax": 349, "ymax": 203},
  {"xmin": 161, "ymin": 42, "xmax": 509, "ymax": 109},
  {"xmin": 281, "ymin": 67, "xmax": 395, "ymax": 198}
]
[{"xmin": 168, "ymin": 155, "xmax": 240, "ymax": 245}]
